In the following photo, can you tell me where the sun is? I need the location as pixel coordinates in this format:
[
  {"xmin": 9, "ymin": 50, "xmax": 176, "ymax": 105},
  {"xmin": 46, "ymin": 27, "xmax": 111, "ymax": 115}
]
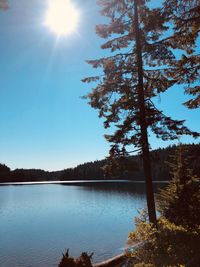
[{"xmin": 45, "ymin": 0, "xmax": 79, "ymax": 36}]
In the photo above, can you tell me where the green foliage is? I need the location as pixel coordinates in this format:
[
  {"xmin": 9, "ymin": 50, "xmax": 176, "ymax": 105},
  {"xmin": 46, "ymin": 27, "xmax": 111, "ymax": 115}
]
[
  {"xmin": 128, "ymin": 147, "xmax": 200, "ymax": 266},
  {"xmin": 58, "ymin": 250, "xmax": 93, "ymax": 267},
  {"xmin": 128, "ymin": 213, "xmax": 200, "ymax": 267},
  {"xmin": 134, "ymin": 264, "xmax": 155, "ymax": 267},
  {"xmin": 157, "ymin": 145, "xmax": 200, "ymax": 229}
]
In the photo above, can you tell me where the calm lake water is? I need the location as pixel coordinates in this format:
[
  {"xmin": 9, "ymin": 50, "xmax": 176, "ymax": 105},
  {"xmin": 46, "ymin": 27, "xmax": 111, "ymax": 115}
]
[{"xmin": 0, "ymin": 181, "xmax": 164, "ymax": 267}]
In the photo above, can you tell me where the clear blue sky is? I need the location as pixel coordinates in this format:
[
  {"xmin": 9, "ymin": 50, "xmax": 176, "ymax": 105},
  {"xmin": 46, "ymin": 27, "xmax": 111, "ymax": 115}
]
[{"xmin": 0, "ymin": 0, "xmax": 199, "ymax": 171}]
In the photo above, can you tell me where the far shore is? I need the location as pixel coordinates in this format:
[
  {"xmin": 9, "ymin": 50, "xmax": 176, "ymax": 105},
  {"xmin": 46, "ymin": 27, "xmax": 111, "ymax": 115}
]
[{"xmin": 0, "ymin": 179, "xmax": 169, "ymax": 186}]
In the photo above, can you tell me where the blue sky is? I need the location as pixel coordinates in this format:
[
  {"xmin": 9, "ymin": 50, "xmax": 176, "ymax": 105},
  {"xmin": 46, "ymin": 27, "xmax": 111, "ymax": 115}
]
[{"xmin": 0, "ymin": 0, "xmax": 199, "ymax": 171}]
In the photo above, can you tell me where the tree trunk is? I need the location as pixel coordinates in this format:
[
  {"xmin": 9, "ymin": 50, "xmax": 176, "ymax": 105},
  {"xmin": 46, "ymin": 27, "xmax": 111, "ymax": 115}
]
[{"xmin": 134, "ymin": 0, "xmax": 157, "ymax": 225}]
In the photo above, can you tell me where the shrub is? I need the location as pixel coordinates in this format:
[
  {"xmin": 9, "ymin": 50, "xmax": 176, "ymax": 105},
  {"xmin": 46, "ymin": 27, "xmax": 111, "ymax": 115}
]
[
  {"xmin": 58, "ymin": 250, "xmax": 93, "ymax": 267},
  {"xmin": 128, "ymin": 212, "xmax": 200, "ymax": 267}
]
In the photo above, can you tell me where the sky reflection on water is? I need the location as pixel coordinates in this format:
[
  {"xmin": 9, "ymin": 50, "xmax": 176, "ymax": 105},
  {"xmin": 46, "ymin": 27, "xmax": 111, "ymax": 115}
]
[{"xmin": 0, "ymin": 181, "xmax": 165, "ymax": 267}]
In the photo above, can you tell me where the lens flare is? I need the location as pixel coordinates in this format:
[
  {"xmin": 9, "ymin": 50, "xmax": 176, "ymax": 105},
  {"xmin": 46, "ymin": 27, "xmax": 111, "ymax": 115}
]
[{"xmin": 45, "ymin": 0, "xmax": 79, "ymax": 36}]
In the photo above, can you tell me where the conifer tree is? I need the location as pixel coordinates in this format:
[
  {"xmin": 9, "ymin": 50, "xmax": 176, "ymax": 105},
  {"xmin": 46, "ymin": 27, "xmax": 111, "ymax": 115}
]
[
  {"xmin": 82, "ymin": 0, "xmax": 199, "ymax": 224},
  {"xmin": 163, "ymin": 0, "xmax": 200, "ymax": 108},
  {"xmin": 157, "ymin": 145, "xmax": 200, "ymax": 229}
]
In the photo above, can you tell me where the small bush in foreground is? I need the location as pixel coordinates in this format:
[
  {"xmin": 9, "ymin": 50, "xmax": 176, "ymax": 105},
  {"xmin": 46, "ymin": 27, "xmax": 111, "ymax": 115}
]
[{"xmin": 58, "ymin": 250, "xmax": 93, "ymax": 267}]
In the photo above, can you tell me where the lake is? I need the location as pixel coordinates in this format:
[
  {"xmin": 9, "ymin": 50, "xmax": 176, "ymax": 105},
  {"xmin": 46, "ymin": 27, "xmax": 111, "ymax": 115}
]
[{"xmin": 0, "ymin": 181, "xmax": 165, "ymax": 267}]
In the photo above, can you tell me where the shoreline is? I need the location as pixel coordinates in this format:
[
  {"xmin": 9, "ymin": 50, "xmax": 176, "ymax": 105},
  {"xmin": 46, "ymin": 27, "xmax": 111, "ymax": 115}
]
[
  {"xmin": 93, "ymin": 253, "xmax": 126, "ymax": 267},
  {"xmin": 0, "ymin": 180, "xmax": 169, "ymax": 186}
]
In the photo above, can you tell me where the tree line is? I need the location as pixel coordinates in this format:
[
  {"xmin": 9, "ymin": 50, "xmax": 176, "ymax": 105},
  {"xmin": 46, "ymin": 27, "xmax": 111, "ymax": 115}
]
[{"xmin": 0, "ymin": 143, "xmax": 199, "ymax": 183}]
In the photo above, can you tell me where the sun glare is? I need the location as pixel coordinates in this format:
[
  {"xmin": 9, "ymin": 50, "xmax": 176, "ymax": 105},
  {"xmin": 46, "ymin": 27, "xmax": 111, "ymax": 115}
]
[{"xmin": 45, "ymin": 0, "xmax": 79, "ymax": 36}]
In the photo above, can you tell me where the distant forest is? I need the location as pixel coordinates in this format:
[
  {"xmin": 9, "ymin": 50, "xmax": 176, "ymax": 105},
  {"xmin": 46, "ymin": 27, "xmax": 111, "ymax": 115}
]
[{"xmin": 0, "ymin": 144, "xmax": 199, "ymax": 183}]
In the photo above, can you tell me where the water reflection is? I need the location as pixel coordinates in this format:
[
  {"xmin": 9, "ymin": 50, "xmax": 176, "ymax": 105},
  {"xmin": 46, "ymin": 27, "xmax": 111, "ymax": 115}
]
[
  {"xmin": 60, "ymin": 181, "xmax": 167, "ymax": 195},
  {"xmin": 0, "ymin": 181, "xmax": 166, "ymax": 267}
]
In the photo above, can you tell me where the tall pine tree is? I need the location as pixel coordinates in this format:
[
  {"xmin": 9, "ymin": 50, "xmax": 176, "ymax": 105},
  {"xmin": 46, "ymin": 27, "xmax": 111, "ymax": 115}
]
[{"xmin": 82, "ymin": 0, "xmax": 199, "ymax": 224}]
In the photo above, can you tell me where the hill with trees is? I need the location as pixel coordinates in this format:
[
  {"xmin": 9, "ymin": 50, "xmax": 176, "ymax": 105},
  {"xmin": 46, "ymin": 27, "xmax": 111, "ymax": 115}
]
[{"xmin": 0, "ymin": 143, "xmax": 199, "ymax": 183}]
